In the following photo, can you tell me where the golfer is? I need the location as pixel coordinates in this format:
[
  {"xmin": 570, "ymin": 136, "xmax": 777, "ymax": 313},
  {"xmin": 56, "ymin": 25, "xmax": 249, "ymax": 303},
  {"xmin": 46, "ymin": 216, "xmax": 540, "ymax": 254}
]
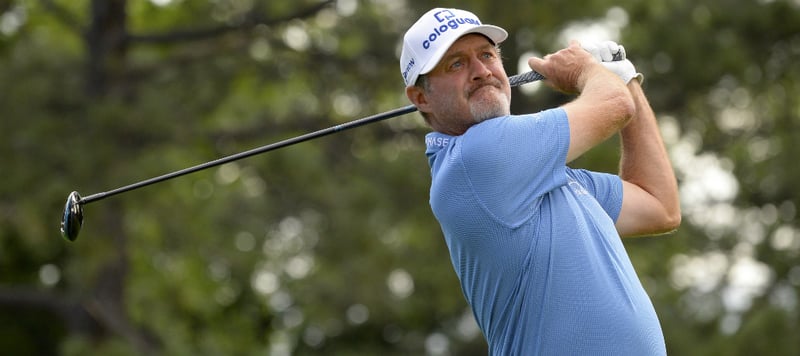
[{"xmin": 400, "ymin": 8, "xmax": 680, "ymax": 355}]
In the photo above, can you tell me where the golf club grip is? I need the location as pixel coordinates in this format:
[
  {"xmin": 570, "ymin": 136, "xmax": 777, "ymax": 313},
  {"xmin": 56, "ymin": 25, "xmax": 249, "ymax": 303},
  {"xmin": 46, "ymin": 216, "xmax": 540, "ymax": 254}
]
[
  {"xmin": 508, "ymin": 71, "xmax": 545, "ymax": 87},
  {"xmin": 510, "ymin": 50, "xmax": 624, "ymax": 87}
]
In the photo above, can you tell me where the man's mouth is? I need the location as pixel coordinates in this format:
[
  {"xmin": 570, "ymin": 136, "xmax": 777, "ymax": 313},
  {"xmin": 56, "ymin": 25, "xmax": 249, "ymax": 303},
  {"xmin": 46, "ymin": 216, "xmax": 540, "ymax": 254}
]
[{"xmin": 468, "ymin": 82, "xmax": 501, "ymax": 97}]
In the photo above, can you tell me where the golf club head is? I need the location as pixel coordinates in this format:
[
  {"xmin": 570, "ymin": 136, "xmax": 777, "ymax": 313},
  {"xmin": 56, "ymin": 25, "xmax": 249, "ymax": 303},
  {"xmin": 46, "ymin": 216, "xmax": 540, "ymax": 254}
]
[{"xmin": 61, "ymin": 191, "xmax": 83, "ymax": 242}]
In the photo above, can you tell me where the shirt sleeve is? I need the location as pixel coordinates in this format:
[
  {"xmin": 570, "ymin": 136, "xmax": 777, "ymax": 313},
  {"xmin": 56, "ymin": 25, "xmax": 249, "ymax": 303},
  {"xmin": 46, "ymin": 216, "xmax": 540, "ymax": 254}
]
[
  {"xmin": 567, "ymin": 168, "xmax": 624, "ymax": 222},
  {"xmin": 458, "ymin": 108, "xmax": 571, "ymax": 227}
]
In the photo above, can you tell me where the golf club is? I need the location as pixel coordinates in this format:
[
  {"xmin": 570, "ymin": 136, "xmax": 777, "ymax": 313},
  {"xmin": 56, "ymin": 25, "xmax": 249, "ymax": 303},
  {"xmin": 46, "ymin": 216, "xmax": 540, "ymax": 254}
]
[{"xmin": 59, "ymin": 70, "xmax": 552, "ymax": 242}]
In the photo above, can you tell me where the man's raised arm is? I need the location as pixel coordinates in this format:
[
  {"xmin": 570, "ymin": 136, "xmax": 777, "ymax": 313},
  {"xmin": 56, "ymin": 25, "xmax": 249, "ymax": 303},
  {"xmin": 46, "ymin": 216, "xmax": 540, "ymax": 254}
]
[
  {"xmin": 528, "ymin": 41, "xmax": 635, "ymax": 163},
  {"xmin": 615, "ymin": 80, "xmax": 681, "ymax": 237}
]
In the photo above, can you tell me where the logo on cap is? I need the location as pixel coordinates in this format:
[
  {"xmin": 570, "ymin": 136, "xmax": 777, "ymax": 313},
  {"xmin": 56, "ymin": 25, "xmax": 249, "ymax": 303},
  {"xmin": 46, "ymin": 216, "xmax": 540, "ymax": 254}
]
[
  {"xmin": 401, "ymin": 58, "xmax": 415, "ymax": 83},
  {"xmin": 422, "ymin": 10, "xmax": 482, "ymax": 50}
]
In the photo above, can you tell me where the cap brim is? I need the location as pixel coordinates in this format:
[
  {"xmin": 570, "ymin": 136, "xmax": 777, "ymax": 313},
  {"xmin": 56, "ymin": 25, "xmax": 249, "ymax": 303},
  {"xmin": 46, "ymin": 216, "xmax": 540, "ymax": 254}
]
[{"xmin": 418, "ymin": 25, "xmax": 508, "ymax": 76}]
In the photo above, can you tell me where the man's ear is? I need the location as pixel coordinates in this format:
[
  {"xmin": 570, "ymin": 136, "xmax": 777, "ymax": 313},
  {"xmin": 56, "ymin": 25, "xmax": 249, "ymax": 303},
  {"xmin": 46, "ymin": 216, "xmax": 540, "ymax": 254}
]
[{"xmin": 406, "ymin": 85, "xmax": 430, "ymax": 112}]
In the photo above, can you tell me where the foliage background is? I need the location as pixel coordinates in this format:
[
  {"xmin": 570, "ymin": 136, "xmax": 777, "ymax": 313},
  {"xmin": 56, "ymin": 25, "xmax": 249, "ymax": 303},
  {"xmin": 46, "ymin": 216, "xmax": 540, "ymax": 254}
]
[{"xmin": 1, "ymin": 0, "xmax": 799, "ymax": 354}]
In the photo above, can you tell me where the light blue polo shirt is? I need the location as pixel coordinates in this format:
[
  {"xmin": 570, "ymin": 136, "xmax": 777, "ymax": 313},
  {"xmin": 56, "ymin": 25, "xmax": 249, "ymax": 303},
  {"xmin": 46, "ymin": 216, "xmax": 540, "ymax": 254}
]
[{"xmin": 425, "ymin": 108, "xmax": 666, "ymax": 355}]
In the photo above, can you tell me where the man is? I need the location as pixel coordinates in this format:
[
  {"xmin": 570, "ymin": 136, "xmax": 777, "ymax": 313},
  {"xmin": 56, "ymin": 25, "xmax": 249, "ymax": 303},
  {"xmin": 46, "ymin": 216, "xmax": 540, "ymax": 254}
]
[{"xmin": 400, "ymin": 8, "xmax": 680, "ymax": 355}]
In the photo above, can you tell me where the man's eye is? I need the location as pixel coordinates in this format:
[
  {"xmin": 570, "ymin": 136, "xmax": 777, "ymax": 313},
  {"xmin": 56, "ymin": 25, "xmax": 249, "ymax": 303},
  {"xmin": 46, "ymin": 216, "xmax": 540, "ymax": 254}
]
[
  {"xmin": 482, "ymin": 52, "xmax": 495, "ymax": 59},
  {"xmin": 449, "ymin": 61, "xmax": 463, "ymax": 70}
]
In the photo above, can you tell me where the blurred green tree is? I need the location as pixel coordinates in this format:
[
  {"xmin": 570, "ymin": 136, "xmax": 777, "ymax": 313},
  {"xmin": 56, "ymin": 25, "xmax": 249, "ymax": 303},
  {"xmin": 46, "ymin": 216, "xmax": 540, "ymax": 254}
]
[{"xmin": 1, "ymin": 0, "xmax": 798, "ymax": 354}]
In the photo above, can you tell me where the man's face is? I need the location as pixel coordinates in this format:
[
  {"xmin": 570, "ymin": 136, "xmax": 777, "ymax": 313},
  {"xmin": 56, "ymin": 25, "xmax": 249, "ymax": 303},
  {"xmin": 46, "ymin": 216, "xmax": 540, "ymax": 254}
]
[{"xmin": 410, "ymin": 34, "xmax": 511, "ymax": 135}]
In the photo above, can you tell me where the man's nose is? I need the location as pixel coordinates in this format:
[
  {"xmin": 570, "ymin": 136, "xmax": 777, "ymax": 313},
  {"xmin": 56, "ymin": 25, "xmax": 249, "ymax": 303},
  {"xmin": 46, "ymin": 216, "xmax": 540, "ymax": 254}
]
[{"xmin": 471, "ymin": 58, "xmax": 493, "ymax": 81}]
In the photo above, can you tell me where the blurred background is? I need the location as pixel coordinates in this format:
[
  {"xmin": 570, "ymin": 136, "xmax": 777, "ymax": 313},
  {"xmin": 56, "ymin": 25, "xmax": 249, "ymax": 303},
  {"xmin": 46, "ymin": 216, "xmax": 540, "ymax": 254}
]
[{"xmin": 1, "ymin": 0, "xmax": 799, "ymax": 354}]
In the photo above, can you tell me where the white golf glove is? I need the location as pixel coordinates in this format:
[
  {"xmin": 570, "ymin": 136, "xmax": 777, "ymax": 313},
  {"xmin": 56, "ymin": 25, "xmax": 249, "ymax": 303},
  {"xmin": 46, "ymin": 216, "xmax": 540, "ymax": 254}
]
[{"xmin": 582, "ymin": 40, "xmax": 643, "ymax": 84}]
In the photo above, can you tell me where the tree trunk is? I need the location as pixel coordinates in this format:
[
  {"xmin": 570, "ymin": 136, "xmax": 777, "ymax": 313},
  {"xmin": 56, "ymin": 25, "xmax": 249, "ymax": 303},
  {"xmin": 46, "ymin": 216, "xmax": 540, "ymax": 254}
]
[{"xmin": 85, "ymin": 0, "xmax": 128, "ymax": 97}]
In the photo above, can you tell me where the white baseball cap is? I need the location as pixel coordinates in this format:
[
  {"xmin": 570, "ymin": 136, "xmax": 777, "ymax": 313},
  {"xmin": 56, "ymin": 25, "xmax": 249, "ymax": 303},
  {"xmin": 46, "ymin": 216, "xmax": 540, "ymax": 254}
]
[{"xmin": 400, "ymin": 8, "xmax": 508, "ymax": 87}]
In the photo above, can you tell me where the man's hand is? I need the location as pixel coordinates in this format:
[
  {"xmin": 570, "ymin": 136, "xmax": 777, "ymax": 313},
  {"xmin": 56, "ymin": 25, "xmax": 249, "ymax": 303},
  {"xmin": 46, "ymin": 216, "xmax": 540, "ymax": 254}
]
[
  {"xmin": 527, "ymin": 40, "xmax": 607, "ymax": 94},
  {"xmin": 582, "ymin": 40, "xmax": 643, "ymax": 84}
]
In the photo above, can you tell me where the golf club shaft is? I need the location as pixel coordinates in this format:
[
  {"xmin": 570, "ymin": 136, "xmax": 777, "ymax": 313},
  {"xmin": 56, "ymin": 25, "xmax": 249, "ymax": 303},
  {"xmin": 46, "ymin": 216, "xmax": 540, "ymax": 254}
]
[
  {"xmin": 80, "ymin": 104, "xmax": 419, "ymax": 204},
  {"xmin": 79, "ymin": 70, "xmax": 545, "ymax": 205}
]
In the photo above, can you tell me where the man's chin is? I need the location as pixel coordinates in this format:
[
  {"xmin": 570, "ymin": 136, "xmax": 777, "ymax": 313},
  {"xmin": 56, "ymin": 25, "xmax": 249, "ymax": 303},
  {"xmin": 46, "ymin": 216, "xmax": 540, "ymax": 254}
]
[{"xmin": 470, "ymin": 94, "xmax": 510, "ymax": 122}]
